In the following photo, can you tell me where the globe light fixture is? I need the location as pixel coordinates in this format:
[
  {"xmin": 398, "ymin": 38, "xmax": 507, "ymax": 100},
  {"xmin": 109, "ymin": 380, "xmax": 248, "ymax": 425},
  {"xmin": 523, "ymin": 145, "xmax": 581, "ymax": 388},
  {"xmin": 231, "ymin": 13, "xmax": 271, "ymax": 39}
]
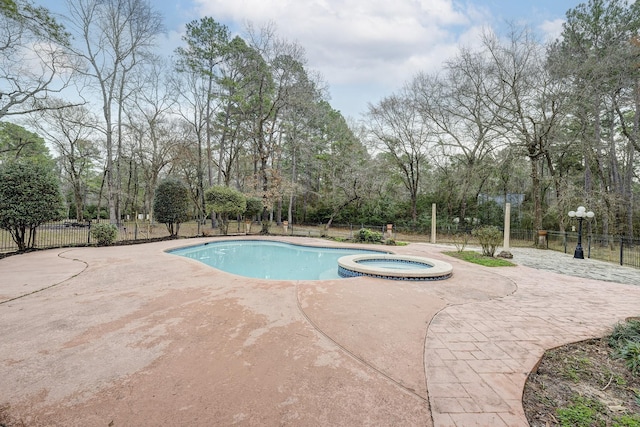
[{"xmin": 567, "ymin": 206, "xmax": 594, "ymax": 259}]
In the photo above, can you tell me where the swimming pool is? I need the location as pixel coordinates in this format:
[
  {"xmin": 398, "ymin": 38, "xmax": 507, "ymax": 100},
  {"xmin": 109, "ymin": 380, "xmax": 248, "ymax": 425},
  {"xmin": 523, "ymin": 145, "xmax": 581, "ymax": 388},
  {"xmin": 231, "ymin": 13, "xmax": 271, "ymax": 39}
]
[{"xmin": 169, "ymin": 240, "xmax": 384, "ymax": 280}]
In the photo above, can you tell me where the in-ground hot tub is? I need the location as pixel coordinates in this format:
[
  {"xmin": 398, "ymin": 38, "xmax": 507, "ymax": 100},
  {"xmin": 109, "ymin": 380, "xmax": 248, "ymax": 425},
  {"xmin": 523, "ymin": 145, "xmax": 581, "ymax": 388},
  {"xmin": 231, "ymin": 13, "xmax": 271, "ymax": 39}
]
[{"xmin": 337, "ymin": 254, "xmax": 453, "ymax": 281}]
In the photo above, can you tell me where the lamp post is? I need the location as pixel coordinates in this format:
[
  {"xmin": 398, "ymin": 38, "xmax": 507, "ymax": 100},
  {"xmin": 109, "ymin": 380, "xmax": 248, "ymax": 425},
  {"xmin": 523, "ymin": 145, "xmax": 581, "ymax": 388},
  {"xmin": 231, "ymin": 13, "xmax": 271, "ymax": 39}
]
[{"xmin": 568, "ymin": 206, "xmax": 594, "ymax": 259}]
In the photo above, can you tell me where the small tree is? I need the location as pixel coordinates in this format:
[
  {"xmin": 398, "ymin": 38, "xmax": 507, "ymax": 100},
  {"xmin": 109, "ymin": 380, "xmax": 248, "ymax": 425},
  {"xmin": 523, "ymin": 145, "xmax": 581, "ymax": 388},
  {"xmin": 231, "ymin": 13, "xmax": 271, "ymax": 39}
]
[
  {"xmin": 205, "ymin": 186, "xmax": 246, "ymax": 235},
  {"xmin": 472, "ymin": 225, "xmax": 502, "ymax": 257},
  {"xmin": 244, "ymin": 197, "xmax": 263, "ymax": 232},
  {"xmin": 0, "ymin": 161, "xmax": 64, "ymax": 251},
  {"xmin": 153, "ymin": 178, "xmax": 190, "ymax": 237}
]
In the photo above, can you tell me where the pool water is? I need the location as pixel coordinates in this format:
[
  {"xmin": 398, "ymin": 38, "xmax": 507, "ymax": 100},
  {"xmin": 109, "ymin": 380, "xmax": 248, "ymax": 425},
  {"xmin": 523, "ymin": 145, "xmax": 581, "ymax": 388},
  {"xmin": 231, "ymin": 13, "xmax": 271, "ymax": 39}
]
[
  {"xmin": 356, "ymin": 259, "xmax": 433, "ymax": 270},
  {"xmin": 169, "ymin": 240, "xmax": 382, "ymax": 280}
]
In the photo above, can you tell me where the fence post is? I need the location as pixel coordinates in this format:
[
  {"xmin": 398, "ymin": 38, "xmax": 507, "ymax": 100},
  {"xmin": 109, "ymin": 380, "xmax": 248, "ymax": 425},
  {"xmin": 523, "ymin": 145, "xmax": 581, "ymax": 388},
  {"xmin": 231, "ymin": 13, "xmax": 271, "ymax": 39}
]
[
  {"xmin": 87, "ymin": 220, "xmax": 92, "ymax": 244},
  {"xmin": 620, "ymin": 237, "xmax": 624, "ymax": 266},
  {"xmin": 563, "ymin": 232, "xmax": 567, "ymax": 253}
]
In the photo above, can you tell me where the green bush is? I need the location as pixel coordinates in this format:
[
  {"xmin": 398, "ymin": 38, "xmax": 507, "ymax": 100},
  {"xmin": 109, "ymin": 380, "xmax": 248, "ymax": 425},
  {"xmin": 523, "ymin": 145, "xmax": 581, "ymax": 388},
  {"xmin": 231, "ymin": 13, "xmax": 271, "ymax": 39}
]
[
  {"xmin": 90, "ymin": 223, "xmax": 118, "ymax": 246},
  {"xmin": 244, "ymin": 197, "xmax": 263, "ymax": 220},
  {"xmin": 354, "ymin": 228, "xmax": 383, "ymax": 243},
  {"xmin": 205, "ymin": 185, "xmax": 246, "ymax": 235},
  {"xmin": 153, "ymin": 178, "xmax": 190, "ymax": 237},
  {"xmin": 471, "ymin": 225, "xmax": 502, "ymax": 257},
  {"xmin": 0, "ymin": 161, "xmax": 64, "ymax": 251}
]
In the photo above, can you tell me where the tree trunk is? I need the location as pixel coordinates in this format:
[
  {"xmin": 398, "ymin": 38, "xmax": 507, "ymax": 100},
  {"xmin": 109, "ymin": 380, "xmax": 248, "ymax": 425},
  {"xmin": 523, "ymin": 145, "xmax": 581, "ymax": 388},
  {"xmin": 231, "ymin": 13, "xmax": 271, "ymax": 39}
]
[
  {"xmin": 276, "ymin": 197, "xmax": 282, "ymax": 224},
  {"xmin": 74, "ymin": 182, "xmax": 84, "ymax": 222},
  {"xmin": 206, "ymin": 75, "xmax": 214, "ymax": 187},
  {"xmin": 530, "ymin": 155, "xmax": 542, "ymax": 232},
  {"xmin": 288, "ymin": 149, "xmax": 296, "ymax": 224}
]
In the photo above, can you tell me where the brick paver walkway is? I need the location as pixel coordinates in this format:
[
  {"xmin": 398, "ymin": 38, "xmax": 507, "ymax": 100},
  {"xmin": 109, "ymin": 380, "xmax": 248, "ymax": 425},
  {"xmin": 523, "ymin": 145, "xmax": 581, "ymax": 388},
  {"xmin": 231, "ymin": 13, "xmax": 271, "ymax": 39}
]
[{"xmin": 425, "ymin": 255, "xmax": 640, "ymax": 427}]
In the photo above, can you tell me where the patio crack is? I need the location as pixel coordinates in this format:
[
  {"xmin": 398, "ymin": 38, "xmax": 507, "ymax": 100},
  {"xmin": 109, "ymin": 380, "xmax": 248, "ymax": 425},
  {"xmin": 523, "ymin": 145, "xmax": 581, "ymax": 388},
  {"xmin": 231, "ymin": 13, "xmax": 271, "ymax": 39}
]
[
  {"xmin": 0, "ymin": 249, "xmax": 88, "ymax": 305},
  {"xmin": 294, "ymin": 282, "xmax": 429, "ymax": 404}
]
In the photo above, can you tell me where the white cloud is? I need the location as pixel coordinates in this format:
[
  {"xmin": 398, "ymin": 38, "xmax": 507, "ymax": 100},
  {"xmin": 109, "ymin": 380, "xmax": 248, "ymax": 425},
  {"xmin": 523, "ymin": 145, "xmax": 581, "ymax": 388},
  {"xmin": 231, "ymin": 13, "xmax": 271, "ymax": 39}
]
[
  {"xmin": 187, "ymin": 1, "xmax": 571, "ymax": 118},
  {"xmin": 192, "ymin": 0, "xmax": 489, "ymax": 116},
  {"xmin": 539, "ymin": 18, "xmax": 565, "ymax": 42}
]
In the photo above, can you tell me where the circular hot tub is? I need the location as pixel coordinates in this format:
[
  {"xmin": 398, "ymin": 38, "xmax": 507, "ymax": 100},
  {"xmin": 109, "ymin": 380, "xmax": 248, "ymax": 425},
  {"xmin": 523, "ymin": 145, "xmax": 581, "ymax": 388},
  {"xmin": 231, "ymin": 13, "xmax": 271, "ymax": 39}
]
[{"xmin": 337, "ymin": 254, "xmax": 453, "ymax": 281}]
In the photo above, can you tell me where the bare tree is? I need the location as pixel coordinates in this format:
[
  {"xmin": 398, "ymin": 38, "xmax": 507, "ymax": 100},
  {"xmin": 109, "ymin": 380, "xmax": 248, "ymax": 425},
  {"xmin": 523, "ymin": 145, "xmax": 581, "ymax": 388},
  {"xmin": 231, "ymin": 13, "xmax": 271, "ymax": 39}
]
[
  {"xmin": 413, "ymin": 47, "xmax": 504, "ymax": 222},
  {"xmin": 483, "ymin": 26, "xmax": 568, "ymax": 232},
  {"xmin": 0, "ymin": 0, "xmax": 79, "ymax": 119},
  {"xmin": 367, "ymin": 86, "xmax": 434, "ymax": 222},
  {"xmin": 27, "ymin": 99, "xmax": 100, "ymax": 221},
  {"xmin": 170, "ymin": 65, "xmax": 209, "ymax": 222},
  {"xmin": 66, "ymin": 0, "xmax": 162, "ymax": 223},
  {"xmin": 125, "ymin": 57, "xmax": 181, "ymax": 222}
]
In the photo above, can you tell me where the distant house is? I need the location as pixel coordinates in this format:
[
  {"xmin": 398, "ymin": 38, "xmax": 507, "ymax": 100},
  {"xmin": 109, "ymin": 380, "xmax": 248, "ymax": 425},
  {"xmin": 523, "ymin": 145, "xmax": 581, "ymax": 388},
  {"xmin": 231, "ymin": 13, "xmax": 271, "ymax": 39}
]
[{"xmin": 477, "ymin": 193, "xmax": 525, "ymax": 208}]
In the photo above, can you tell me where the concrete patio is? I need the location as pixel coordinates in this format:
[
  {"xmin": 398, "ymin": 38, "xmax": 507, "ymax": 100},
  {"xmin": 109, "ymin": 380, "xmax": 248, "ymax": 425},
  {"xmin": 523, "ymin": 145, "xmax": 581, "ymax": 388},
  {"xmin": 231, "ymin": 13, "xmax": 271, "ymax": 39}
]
[{"xmin": 1, "ymin": 236, "xmax": 639, "ymax": 426}]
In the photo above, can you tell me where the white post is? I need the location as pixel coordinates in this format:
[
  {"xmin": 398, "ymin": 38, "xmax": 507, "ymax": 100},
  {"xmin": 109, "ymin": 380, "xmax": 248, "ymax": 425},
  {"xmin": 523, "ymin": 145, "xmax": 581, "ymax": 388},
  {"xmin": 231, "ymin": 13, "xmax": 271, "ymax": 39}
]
[
  {"xmin": 503, "ymin": 203, "xmax": 511, "ymax": 251},
  {"xmin": 498, "ymin": 203, "xmax": 513, "ymax": 258},
  {"xmin": 431, "ymin": 203, "xmax": 436, "ymax": 244}
]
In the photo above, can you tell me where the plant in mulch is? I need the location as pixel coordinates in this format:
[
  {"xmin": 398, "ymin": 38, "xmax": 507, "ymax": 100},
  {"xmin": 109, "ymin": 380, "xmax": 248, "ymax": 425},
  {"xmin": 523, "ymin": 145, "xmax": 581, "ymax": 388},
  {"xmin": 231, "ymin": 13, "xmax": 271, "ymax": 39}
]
[
  {"xmin": 471, "ymin": 225, "xmax": 502, "ymax": 257},
  {"xmin": 610, "ymin": 320, "xmax": 640, "ymax": 375},
  {"xmin": 452, "ymin": 231, "xmax": 470, "ymax": 252}
]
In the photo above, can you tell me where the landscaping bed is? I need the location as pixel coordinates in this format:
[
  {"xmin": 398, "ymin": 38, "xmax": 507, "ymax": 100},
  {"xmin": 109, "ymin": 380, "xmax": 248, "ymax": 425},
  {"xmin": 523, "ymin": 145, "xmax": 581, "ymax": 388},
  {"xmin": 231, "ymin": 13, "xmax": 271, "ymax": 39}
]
[{"xmin": 524, "ymin": 321, "xmax": 640, "ymax": 426}]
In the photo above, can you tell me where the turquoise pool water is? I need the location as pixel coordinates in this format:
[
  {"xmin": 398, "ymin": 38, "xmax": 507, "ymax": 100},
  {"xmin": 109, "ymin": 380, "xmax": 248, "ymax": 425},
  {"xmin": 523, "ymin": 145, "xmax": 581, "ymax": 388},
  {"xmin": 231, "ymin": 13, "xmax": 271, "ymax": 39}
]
[
  {"xmin": 169, "ymin": 240, "xmax": 382, "ymax": 280},
  {"xmin": 356, "ymin": 259, "xmax": 433, "ymax": 270}
]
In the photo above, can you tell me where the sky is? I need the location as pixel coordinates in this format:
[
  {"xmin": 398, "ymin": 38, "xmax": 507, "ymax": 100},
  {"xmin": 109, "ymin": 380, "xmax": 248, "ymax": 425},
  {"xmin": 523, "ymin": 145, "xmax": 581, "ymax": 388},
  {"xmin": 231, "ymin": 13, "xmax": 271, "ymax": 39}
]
[{"xmin": 43, "ymin": 0, "xmax": 585, "ymax": 119}]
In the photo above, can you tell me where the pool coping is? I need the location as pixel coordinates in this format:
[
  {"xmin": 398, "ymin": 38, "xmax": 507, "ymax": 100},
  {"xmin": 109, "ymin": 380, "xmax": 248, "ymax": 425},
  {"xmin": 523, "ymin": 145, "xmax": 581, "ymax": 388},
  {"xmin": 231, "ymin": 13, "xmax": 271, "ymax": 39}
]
[{"xmin": 337, "ymin": 253, "xmax": 453, "ymax": 281}]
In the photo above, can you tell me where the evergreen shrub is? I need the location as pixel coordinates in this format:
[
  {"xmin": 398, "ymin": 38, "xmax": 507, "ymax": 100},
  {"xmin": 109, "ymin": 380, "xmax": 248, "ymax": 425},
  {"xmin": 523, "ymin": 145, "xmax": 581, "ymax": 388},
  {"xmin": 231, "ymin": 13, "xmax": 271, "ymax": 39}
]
[{"xmin": 91, "ymin": 223, "xmax": 117, "ymax": 246}]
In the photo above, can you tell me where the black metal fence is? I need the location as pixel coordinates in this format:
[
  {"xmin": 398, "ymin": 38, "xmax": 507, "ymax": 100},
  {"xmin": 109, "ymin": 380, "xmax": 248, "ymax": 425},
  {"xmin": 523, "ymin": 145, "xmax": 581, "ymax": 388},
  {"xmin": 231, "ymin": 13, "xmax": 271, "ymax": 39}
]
[
  {"xmin": 0, "ymin": 220, "xmax": 93, "ymax": 253},
  {"xmin": 0, "ymin": 220, "xmax": 189, "ymax": 254},
  {"xmin": 1, "ymin": 220, "xmax": 639, "ymax": 269},
  {"xmin": 543, "ymin": 231, "xmax": 640, "ymax": 269}
]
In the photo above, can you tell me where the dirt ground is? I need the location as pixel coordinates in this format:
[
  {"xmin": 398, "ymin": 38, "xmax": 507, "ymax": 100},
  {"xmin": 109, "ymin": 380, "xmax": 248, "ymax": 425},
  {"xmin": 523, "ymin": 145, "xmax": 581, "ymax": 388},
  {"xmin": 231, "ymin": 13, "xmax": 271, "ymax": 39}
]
[{"xmin": 524, "ymin": 335, "xmax": 640, "ymax": 426}]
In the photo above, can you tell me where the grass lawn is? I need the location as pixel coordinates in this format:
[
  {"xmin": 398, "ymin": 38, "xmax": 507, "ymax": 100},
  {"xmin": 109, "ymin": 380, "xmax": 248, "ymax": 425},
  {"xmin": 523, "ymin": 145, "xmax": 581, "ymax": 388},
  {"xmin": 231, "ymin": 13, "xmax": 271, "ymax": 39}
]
[{"xmin": 443, "ymin": 250, "xmax": 515, "ymax": 267}]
